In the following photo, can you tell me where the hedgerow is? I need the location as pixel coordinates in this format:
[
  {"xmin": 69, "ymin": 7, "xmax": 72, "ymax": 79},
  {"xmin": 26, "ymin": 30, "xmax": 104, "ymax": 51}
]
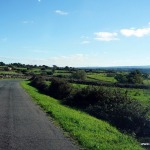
[{"xmin": 30, "ymin": 76, "xmax": 150, "ymax": 137}]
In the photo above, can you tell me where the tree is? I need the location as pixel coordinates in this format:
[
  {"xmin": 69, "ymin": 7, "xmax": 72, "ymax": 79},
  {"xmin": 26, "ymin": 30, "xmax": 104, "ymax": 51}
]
[
  {"xmin": 143, "ymin": 73, "xmax": 149, "ymax": 79},
  {"xmin": 0, "ymin": 62, "xmax": 5, "ymax": 66},
  {"xmin": 64, "ymin": 66, "xmax": 70, "ymax": 71},
  {"xmin": 115, "ymin": 74, "xmax": 128, "ymax": 83},
  {"xmin": 127, "ymin": 70, "xmax": 143, "ymax": 84},
  {"xmin": 72, "ymin": 70, "xmax": 87, "ymax": 80},
  {"xmin": 115, "ymin": 70, "xmax": 144, "ymax": 84},
  {"xmin": 52, "ymin": 65, "xmax": 58, "ymax": 74}
]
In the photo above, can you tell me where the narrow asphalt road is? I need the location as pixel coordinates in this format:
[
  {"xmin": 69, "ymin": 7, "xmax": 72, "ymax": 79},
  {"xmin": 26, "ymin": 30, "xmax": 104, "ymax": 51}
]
[{"xmin": 0, "ymin": 80, "xmax": 79, "ymax": 150}]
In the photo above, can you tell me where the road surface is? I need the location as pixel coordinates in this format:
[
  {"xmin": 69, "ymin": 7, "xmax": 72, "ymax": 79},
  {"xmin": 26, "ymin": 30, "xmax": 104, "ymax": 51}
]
[{"xmin": 0, "ymin": 80, "xmax": 79, "ymax": 150}]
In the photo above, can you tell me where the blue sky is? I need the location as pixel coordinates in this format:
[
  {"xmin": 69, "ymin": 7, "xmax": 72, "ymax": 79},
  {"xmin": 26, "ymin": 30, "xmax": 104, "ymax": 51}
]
[{"xmin": 0, "ymin": 0, "xmax": 150, "ymax": 67}]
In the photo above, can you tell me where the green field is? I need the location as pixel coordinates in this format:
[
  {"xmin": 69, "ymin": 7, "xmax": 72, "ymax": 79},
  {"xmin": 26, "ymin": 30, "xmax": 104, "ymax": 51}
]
[
  {"xmin": 54, "ymin": 72, "xmax": 71, "ymax": 76},
  {"xmin": 45, "ymin": 80, "xmax": 150, "ymax": 106},
  {"xmin": 72, "ymin": 82, "xmax": 150, "ymax": 106},
  {"xmin": 21, "ymin": 81, "xmax": 144, "ymax": 150},
  {"xmin": 87, "ymin": 73, "xmax": 117, "ymax": 82},
  {"xmin": 0, "ymin": 71, "xmax": 18, "ymax": 75},
  {"xmin": 143, "ymin": 79, "xmax": 150, "ymax": 85}
]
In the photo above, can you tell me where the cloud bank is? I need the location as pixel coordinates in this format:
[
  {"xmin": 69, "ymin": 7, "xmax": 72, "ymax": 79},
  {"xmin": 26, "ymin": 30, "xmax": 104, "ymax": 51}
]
[
  {"xmin": 120, "ymin": 27, "xmax": 150, "ymax": 37},
  {"xmin": 94, "ymin": 23, "xmax": 150, "ymax": 42},
  {"xmin": 94, "ymin": 32, "xmax": 119, "ymax": 41}
]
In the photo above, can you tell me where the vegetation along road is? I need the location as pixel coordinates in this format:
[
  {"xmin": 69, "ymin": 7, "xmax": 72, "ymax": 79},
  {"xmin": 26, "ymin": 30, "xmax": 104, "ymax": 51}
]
[{"xmin": 0, "ymin": 80, "xmax": 79, "ymax": 150}]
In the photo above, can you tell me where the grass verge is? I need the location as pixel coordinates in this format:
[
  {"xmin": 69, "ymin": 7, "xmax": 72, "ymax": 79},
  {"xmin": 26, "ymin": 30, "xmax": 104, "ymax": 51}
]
[{"xmin": 21, "ymin": 81, "xmax": 144, "ymax": 150}]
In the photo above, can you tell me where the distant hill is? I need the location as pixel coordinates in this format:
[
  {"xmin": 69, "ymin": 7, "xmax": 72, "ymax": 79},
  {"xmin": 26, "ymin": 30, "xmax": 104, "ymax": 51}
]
[{"xmin": 78, "ymin": 66, "xmax": 150, "ymax": 73}]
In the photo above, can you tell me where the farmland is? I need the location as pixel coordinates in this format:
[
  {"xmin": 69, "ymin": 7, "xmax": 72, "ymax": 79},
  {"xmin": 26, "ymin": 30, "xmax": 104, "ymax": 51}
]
[{"xmin": 1, "ymin": 62, "xmax": 150, "ymax": 149}]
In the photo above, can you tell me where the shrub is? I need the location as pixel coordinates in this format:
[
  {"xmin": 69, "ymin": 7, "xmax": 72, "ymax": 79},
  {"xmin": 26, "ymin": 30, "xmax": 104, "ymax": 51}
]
[
  {"xmin": 86, "ymin": 90, "xmax": 149, "ymax": 135},
  {"xmin": 30, "ymin": 76, "xmax": 48, "ymax": 94},
  {"xmin": 65, "ymin": 86, "xmax": 110, "ymax": 109},
  {"xmin": 65, "ymin": 86, "xmax": 149, "ymax": 135},
  {"xmin": 47, "ymin": 71, "xmax": 53, "ymax": 75},
  {"xmin": 115, "ymin": 74, "xmax": 128, "ymax": 83},
  {"xmin": 71, "ymin": 70, "xmax": 87, "ymax": 80},
  {"xmin": 115, "ymin": 70, "xmax": 144, "ymax": 84},
  {"xmin": 48, "ymin": 78, "xmax": 73, "ymax": 100},
  {"xmin": 30, "ymin": 76, "xmax": 150, "ymax": 136},
  {"xmin": 127, "ymin": 70, "xmax": 143, "ymax": 84}
]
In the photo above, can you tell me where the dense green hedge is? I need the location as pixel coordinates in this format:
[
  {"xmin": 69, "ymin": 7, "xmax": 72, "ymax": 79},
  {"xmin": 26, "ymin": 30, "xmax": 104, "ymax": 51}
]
[
  {"xmin": 45, "ymin": 77, "xmax": 150, "ymax": 89},
  {"xmin": 30, "ymin": 76, "xmax": 150, "ymax": 137},
  {"xmin": 65, "ymin": 86, "xmax": 149, "ymax": 136}
]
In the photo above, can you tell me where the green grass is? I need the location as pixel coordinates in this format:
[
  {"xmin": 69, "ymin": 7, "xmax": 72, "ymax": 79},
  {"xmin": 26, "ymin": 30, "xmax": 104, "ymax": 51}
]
[
  {"xmin": 40, "ymin": 81, "xmax": 150, "ymax": 106},
  {"xmin": 0, "ymin": 71, "xmax": 18, "ymax": 74},
  {"xmin": 72, "ymin": 83, "xmax": 88, "ymax": 89},
  {"xmin": 28, "ymin": 68, "xmax": 41, "ymax": 74},
  {"xmin": 14, "ymin": 67, "xmax": 27, "ymax": 70},
  {"xmin": 143, "ymin": 79, "xmax": 150, "ymax": 85},
  {"xmin": 71, "ymin": 82, "xmax": 150, "ymax": 106},
  {"xmin": 123, "ymin": 89, "xmax": 150, "ymax": 105},
  {"xmin": 0, "ymin": 66, "xmax": 5, "ymax": 69},
  {"xmin": 105, "ymin": 87, "xmax": 150, "ymax": 106},
  {"xmin": 55, "ymin": 70, "xmax": 70, "ymax": 73},
  {"xmin": 21, "ymin": 81, "xmax": 144, "ymax": 150},
  {"xmin": 87, "ymin": 73, "xmax": 116, "ymax": 83},
  {"xmin": 54, "ymin": 72, "xmax": 71, "ymax": 76}
]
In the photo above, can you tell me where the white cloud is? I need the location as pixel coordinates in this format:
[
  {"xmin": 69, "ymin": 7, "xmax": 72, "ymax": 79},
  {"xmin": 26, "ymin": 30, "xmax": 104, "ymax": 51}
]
[
  {"xmin": 55, "ymin": 10, "xmax": 68, "ymax": 15},
  {"xmin": 45, "ymin": 54, "xmax": 89, "ymax": 67},
  {"xmin": 120, "ymin": 27, "xmax": 150, "ymax": 37},
  {"xmin": 0, "ymin": 54, "xmax": 92, "ymax": 67},
  {"xmin": 94, "ymin": 32, "xmax": 119, "ymax": 41},
  {"xmin": 81, "ymin": 40, "xmax": 90, "ymax": 44}
]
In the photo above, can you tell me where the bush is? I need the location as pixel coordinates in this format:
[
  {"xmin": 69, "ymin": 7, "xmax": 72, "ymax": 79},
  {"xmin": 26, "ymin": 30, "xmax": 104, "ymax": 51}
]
[
  {"xmin": 65, "ymin": 86, "xmax": 110, "ymax": 109},
  {"xmin": 115, "ymin": 70, "xmax": 144, "ymax": 84},
  {"xmin": 115, "ymin": 74, "xmax": 128, "ymax": 83},
  {"xmin": 127, "ymin": 70, "xmax": 143, "ymax": 84},
  {"xmin": 30, "ymin": 76, "xmax": 150, "ymax": 136},
  {"xmin": 30, "ymin": 76, "xmax": 49, "ymax": 94},
  {"xmin": 65, "ymin": 86, "xmax": 149, "ymax": 135},
  {"xmin": 48, "ymin": 78, "xmax": 73, "ymax": 100},
  {"xmin": 72, "ymin": 70, "xmax": 87, "ymax": 80},
  {"xmin": 47, "ymin": 71, "xmax": 53, "ymax": 75}
]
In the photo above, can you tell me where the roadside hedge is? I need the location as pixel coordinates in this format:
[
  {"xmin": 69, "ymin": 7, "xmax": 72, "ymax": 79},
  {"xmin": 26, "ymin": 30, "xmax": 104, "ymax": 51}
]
[{"xmin": 30, "ymin": 76, "xmax": 150, "ymax": 137}]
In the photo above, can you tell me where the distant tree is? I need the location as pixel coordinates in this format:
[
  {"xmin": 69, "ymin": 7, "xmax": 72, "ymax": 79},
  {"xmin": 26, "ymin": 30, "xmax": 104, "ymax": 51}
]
[
  {"xmin": 72, "ymin": 70, "xmax": 87, "ymax": 80},
  {"xmin": 0, "ymin": 62, "xmax": 5, "ymax": 66},
  {"xmin": 115, "ymin": 70, "xmax": 144, "ymax": 84},
  {"xmin": 41, "ymin": 67, "xmax": 46, "ymax": 71},
  {"xmin": 107, "ymin": 73, "xmax": 115, "ymax": 77},
  {"xmin": 115, "ymin": 74, "xmax": 128, "ymax": 83},
  {"xmin": 40, "ymin": 71, "xmax": 47, "ymax": 76},
  {"xmin": 127, "ymin": 70, "xmax": 143, "ymax": 84},
  {"xmin": 52, "ymin": 65, "xmax": 58, "ymax": 74},
  {"xmin": 47, "ymin": 71, "xmax": 53, "ymax": 75},
  {"xmin": 21, "ymin": 69, "xmax": 28, "ymax": 74},
  {"xmin": 64, "ymin": 66, "xmax": 70, "ymax": 71},
  {"xmin": 143, "ymin": 73, "xmax": 149, "ymax": 79}
]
